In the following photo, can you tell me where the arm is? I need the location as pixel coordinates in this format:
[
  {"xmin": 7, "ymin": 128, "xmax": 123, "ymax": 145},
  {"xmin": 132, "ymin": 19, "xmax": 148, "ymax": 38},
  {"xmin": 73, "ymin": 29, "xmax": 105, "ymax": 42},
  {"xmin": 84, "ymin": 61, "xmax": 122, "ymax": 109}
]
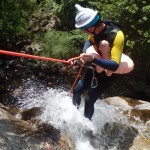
[
  {"xmin": 82, "ymin": 35, "xmax": 95, "ymax": 52},
  {"xmin": 82, "ymin": 40, "xmax": 92, "ymax": 52},
  {"xmin": 93, "ymin": 58, "xmax": 119, "ymax": 71},
  {"xmin": 81, "ymin": 31, "xmax": 124, "ymax": 71}
]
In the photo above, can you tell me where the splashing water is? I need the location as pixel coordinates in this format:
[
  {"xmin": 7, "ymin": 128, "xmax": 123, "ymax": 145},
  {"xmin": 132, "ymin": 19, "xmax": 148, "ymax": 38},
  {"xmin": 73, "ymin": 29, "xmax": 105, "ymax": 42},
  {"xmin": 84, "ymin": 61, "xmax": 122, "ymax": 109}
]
[
  {"xmin": 9, "ymin": 77, "xmax": 47, "ymax": 108},
  {"xmin": 14, "ymin": 78, "xmax": 149, "ymax": 150},
  {"xmin": 38, "ymin": 88, "xmax": 126, "ymax": 150}
]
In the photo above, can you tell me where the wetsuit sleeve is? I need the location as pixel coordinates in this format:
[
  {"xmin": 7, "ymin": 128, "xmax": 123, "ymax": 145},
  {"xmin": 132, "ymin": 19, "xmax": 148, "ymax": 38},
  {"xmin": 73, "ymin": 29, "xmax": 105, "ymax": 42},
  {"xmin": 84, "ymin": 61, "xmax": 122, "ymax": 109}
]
[
  {"xmin": 111, "ymin": 31, "xmax": 124, "ymax": 64},
  {"xmin": 93, "ymin": 58, "xmax": 119, "ymax": 71},
  {"xmin": 88, "ymin": 35, "xmax": 95, "ymax": 44},
  {"xmin": 82, "ymin": 40, "xmax": 92, "ymax": 52},
  {"xmin": 82, "ymin": 35, "xmax": 96, "ymax": 52},
  {"xmin": 92, "ymin": 31, "xmax": 124, "ymax": 71}
]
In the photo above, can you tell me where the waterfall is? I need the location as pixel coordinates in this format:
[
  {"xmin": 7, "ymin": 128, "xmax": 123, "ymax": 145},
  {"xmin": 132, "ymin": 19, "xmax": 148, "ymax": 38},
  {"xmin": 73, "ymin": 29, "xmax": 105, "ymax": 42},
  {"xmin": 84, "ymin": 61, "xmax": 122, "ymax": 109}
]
[
  {"xmin": 39, "ymin": 89, "xmax": 127, "ymax": 150},
  {"xmin": 13, "ymin": 78, "xmax": 149, "ymax": 150}
]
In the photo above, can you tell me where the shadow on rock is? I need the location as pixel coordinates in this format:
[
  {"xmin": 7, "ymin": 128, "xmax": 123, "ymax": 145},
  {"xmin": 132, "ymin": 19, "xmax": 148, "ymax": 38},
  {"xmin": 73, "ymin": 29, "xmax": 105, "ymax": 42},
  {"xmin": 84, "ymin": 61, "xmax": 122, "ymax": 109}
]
[
  {"xmin": 84, "ymin": 122, "xmax": 138, "ymax": 150},
  {"xmin": 100, "ymin": 122, "xmax": 138, "ymax": 149},
  {"xmin": 0, "ymin": 104, "xmax": 74, "ymax": 150}
]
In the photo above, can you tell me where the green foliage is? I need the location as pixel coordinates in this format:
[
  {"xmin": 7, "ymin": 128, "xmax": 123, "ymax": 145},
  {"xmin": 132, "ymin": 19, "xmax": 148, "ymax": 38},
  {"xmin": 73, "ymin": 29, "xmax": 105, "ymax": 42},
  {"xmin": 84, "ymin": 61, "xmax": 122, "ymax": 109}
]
[
  {"xmin": 35, "ymin": 0, "xmax": 149, "ymax": 62},
  {"xmin": 50, "ymin": 0, "xmax": 86, "ymax": 29},
  {"xmin": 90, "ymin": 0, "xmax": 150, "ymax": 60},
  {"xmin": 32, "ymin": 0, "xmax": 54, "ymax": 15},
  {"xmin": 38, "ymin": 30, "xmax": 86, "ymax": 59},
  {"xmin": 0, "ymin": 0, "xmax": 37, "ymax": 40},
  {"xmin": 0, "ymin": 0, "xmax": 149, "ymax": 69}
]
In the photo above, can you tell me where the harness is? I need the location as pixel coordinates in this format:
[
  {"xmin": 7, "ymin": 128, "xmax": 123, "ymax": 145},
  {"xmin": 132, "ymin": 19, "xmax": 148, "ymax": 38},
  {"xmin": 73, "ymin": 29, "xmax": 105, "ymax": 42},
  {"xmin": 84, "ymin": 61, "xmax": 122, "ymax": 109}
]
[{"xmin": 71, "ymin": 60, "xmax": 98, "ymax": 89}]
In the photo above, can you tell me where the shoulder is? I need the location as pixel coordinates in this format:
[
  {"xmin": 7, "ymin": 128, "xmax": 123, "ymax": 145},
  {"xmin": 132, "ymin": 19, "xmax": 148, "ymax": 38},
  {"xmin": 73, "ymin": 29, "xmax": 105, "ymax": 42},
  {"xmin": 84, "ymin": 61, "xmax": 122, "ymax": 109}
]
[
  {"xmin": 88, "ymin": 35, "xmax": 95, "ymax": 43},
  {"xmin": 103, "ymin": 20, "xmax": 124, "ymax": 32},
  {"xmin": 115, "ymin": 31, "xmax": 124, "ymax": 39}
]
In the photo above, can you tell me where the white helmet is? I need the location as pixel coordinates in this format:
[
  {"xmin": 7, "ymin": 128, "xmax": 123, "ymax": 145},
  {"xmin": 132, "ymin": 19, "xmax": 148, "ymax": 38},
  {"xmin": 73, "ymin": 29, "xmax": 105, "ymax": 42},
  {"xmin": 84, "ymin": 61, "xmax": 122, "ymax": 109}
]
[{"xmin": 75, "ymin": 4, "xmax": 100, "ymax": 29}]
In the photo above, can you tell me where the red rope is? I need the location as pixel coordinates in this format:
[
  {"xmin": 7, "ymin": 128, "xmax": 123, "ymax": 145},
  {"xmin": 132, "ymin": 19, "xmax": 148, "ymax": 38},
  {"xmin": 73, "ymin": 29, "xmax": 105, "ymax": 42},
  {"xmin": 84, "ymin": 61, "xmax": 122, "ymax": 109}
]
[
  {"xmin": 0, "ymin": 49, "xmax": 71, "ymax": 65},
  {"xmin": 0, "ymin": 49, "xmax": 84, "ymax": 96},
  {"xmin": 68, "ymin": 66, "xmax": 83, "ymax": 96},
  {"xmin": 45, "ymin": 142, "xmax": 51, "ymax": 150},
  {"xmin": 68, "ymin": 56, "xmax": 81, "ymax": 62}
]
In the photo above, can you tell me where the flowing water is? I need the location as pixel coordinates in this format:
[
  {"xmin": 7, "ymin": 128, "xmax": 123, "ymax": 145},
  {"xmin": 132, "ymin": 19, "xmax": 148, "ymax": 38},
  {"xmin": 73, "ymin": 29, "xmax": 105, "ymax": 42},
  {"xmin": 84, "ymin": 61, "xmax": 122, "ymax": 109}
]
[
  {"xmin": 9, "ymin": 77, "xmax": 149, "ymax": 150},
  {"xmin": 39, "ymin": 89, "xmax": 126, "ymax": 150}
]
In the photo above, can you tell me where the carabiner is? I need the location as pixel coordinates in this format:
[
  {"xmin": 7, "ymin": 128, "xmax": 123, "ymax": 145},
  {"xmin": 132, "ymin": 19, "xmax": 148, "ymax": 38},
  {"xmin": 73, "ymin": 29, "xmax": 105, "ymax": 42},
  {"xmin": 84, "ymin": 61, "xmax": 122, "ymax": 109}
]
[{"xmin": 91, "ymin": 69, "xmax": 98, "ymax": 88}]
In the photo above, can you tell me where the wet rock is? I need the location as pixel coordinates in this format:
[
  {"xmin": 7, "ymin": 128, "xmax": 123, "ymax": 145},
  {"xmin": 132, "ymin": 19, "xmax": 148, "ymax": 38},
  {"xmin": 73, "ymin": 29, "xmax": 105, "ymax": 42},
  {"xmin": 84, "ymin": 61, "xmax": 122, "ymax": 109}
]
[
  {"xmin": 100, "ymin": 122, "xmax": 138, "ymax": 150},
  {"xmin": 0, "ymin": 71, "xmax": 6, "ymax": 79},
  {"xmin": 104, "ymin": 96, "xmax": 132, "ymax": 109},
  {"xmin": 131, "ymin": 109, "xmax": 150, "ymax": 122},
  {"xmin": 32, "ymin": 64, "xmax": 41, "ymax": 74},
  {"xmin": 21, "ymin": 107, "xmax": 42, "ymax": 121},
  {"xmin": 100, "ymin": 121, "xmax": 150, "ymax": 150},
  {"xmin": 0, "ymin": 60, "xmax": 2, "ymax": 65},
  {"xmin": 130, "ymin": 132, "xmax": 150, "ymax": 150},
  {"xmin": 145, "ymin": 87, "xmax": 150, "ymax": 97},
  {"xmin": 0, "ymin": 103, "xmax": 74, "ymax": 150},
  {"xmin": 47, "ymin": 82, "xmax": 53, "ymax": 88},
  {"xmin": 83, "ymin": 121, "xmax": 149, "ymax": 150},
  {"xmin": 102, "ymin": 97, "xmax": 150, "ymax": 149},
  {"xmin": 104, "ymin": 96, "xmax": 150, "ymax": 123}
]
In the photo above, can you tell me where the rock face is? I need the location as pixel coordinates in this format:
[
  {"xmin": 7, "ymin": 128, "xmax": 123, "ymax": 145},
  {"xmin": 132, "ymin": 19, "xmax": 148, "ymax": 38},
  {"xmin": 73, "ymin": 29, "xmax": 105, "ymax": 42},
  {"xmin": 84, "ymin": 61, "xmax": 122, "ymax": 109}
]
[
  {"xmin": 0, "ymin": 97, "xmax": 150, "ymax": 150},
  {"xmin": 104, "ymin": 96, "xmax": 150, "ymax": 150},
  {"xmin": 105, "ymin": 96, "xmax": 150, "ymax": 122},
  {"xmin": 0, "ymin": 104, "xmax": 74, "ymax": 150},
  {"xmin": 100, "ymin": 122, "xmax": 139, "ymax": 150}
]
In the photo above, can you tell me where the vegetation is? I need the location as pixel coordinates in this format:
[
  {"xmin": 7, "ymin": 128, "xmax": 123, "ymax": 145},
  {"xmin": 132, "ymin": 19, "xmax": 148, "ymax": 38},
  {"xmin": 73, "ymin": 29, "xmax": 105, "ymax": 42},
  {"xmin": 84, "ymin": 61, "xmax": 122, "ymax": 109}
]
[
  {"xmin": 0, "ymin": 0, "xmax": 149, "ymax": 67},
  {"xmin": 37, "ymin": 29, "xmax": 86, "ymax": 59},
  {"xmin": 0, "ymin": 0, "xmax": 37, "ymax": 39}
]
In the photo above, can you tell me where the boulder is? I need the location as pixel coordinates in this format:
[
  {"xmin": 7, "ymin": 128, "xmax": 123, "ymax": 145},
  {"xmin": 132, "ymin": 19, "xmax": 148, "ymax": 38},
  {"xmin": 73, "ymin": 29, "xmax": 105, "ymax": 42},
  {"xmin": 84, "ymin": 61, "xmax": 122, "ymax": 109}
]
[{"xmin": 0, "ymin": 104, "xmax": 74, "ymax": 150}]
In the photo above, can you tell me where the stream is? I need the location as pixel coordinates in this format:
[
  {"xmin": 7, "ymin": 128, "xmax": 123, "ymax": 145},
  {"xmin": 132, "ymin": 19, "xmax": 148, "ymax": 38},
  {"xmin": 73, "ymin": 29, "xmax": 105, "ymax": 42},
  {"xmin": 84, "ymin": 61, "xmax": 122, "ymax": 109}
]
[
  {"xmin": 3, "ymin": 77, "xmax": 150, "ymax": 150},
  {"xmin": 39, "ymin": 89, "xmax": 125, "ymax": 150}
]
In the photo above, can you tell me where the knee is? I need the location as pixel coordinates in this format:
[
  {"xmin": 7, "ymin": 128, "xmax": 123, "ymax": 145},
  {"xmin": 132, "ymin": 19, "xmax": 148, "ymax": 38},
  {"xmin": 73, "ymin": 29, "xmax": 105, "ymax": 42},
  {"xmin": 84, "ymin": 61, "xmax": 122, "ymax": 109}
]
[
  {"xmin": 73, "ymin": 88, "xmax": 79, "ymax": 95},
  {"xmin": 88, "ymin": 90, "xmax": 99, "ymax": 103},
  {"xmin": 73, "ymin": 80, "xmax": 84, "ymax": 93}
]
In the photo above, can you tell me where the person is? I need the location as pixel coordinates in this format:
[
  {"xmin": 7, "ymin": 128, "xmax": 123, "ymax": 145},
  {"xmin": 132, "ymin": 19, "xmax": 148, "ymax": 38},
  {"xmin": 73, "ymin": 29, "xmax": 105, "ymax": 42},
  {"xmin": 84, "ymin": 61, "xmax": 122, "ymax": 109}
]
[{"xmin": 70, "ymin": 4, "xmax": 134, "ymax": 120}]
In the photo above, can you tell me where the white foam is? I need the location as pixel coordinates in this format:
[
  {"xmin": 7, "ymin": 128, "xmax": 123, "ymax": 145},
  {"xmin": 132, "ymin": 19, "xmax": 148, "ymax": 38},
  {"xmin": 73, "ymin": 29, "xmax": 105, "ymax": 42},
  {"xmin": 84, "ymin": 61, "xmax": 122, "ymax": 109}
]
[
  {"xmin": 16, "ymin": 79, "xmax": 149, "ymax": 149},
  {"xmin": 39, "ymin": 88, "xmax": 122, "ymax": 149}
]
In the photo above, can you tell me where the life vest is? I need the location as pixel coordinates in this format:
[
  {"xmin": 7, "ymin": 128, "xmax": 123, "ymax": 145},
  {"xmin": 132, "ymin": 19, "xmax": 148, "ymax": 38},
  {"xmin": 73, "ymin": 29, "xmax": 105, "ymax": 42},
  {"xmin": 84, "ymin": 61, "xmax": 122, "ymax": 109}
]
[{"xmin": 94, "ymin": 20, "xmax": 121, "ymax": 47}]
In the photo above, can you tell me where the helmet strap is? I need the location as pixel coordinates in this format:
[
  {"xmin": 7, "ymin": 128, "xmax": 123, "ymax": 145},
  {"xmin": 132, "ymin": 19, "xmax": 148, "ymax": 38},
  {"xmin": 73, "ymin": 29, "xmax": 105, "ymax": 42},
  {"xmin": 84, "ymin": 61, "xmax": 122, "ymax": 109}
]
[
  {"xmin": 85, "ymin": 19, "xmax": 102, "ymax": 35},
  {"xmin": 84, "ymin": 26, "xmax": 97, "ymax": 35},
  {"xmin": 93, "ymin": 26, "xmax": 97, "ymax": 34},
  {"xmin": 92, "ymin": 19, "xmax": 102, "ymax": 35},
  {"xmin": 84, "ymin": 27, "xmax": 96, "ymax": 35}
]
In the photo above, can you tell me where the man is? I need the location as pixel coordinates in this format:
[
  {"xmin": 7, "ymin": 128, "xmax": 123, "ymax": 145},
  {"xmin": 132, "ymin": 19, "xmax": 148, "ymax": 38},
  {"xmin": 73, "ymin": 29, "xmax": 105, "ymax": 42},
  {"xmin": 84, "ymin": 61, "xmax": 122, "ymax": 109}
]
[{"xmin": 71, "ymin": 4, "xmax": 134, "ymax": 120}]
